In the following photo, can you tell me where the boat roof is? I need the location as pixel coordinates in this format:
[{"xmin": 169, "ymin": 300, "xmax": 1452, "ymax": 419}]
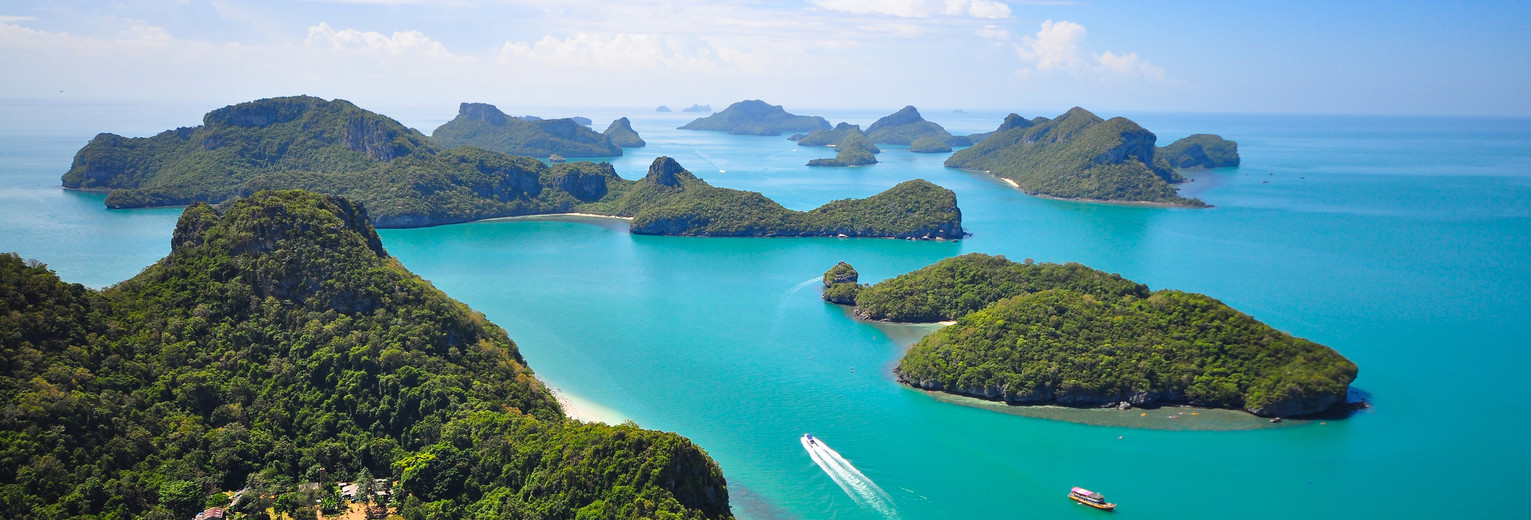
[{"xmin": 1071, "ymin": 487, "xmax": 1096, "ymax": 495}]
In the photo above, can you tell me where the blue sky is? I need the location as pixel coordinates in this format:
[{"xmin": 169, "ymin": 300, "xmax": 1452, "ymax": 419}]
[{"xmin": 2, "ymin": 0, "xmax": 1526, "ymax": 116}]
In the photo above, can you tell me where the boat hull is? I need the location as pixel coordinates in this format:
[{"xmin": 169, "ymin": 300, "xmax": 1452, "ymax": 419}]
[{"xmin": 1069, "ymin": 494, "xmax": 1117, "ymax": 511}]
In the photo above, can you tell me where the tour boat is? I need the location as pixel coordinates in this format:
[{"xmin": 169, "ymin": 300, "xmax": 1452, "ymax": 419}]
[{"xmin": 1068, "ymin": 487, "xmax": 1116, "ymax": 511}]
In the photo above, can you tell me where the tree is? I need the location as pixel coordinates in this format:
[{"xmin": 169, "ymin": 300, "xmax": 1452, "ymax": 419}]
[
  {"xmin": 356, "ymin": 467, "xmax": 375, "ymax": 504},
  {"xmin": 159, "ymin": 480, "xmax": 203, "ymax": 519}
]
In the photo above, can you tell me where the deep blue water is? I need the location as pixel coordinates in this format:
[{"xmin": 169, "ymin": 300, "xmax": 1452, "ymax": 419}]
[{"xmin": 2, "ymin": 99, "xmax": 1528, "ymax": 519}]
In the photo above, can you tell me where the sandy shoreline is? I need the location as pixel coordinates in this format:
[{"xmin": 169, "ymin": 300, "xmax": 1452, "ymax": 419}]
[{"xmin": 546, "ymin": 383, "xmax": 630, "ymax": 425}]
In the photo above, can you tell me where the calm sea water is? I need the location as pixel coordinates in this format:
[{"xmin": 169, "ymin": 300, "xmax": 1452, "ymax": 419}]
[{"xmin": 3, "ymin": 99, "xmax": 1529, "ymax": 519}]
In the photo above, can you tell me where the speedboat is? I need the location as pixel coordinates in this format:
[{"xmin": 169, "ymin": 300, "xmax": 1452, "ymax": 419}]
[
  {"xmin": 804, "ymin": 434, "xmax": 817, "ymax": 446},
  {"xmin": 1068, "ymin": 487, "xmax": 1116, "ymax": 511}
]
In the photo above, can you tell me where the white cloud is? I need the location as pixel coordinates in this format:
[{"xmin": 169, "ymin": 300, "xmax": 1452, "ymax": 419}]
[
  {"xmin": 811, "ymin": 0, "xmax": 1012, "ymax": 19},
  {"xmin": 1097, "ymin": 50, "xmax": 1164, "ymax": 81},
  {"xmin": 495, "ymin": 32, "xmax": 775, "ymax": 73},
  {"xmin": 0, "ymin": 16, "xmax": 38, "ymax": 23},
  {"xmin": 976, "ymin": 25, "xmax": 1011, "ymax": 40},
  {"xmin": 500, "ymin": 33, "xmax": 670, "ymax": 70},
  {"xmin": 304, "ymin": 22, "xmax": 456, "ymax": 58},
  {"xmin": 1015, "ymin": 19, "xmax": 1086, "ymax": 72},
  {"xmin": 1014, "ymin": 19, "xmax": 1166, "ymax": 81}
]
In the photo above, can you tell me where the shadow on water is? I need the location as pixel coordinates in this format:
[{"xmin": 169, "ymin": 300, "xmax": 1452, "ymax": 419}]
[{"xmin": 730, "ymin": 484, "xmax": 799, "ymax": 520}]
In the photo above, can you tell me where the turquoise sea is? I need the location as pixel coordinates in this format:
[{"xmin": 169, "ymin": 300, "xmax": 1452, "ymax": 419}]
[{"xmin": 3, "ymin": 99, "xmax": 1529, "ymax": 519}]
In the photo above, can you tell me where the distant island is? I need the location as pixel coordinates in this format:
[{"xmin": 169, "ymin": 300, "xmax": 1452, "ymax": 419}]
[
  {"xmin": 909, "ymin": 135, "xmax": 952, "ymax": 153},
  {"xmin": 865, "ymin": 106, "xmax": 971, "ymax": 147},
  {"xmin": 603, "ymin": 116, "xmax": 647, "ymax": 147},
  {"xmin": 822, "ymin": 254, "xmax": 1358, "ymax": 417},
  {"xmin": 806, "ymin": 132, "xmax": 880, "ymax": 167},
  {"xmin": 0, "ymin": 190, "xmax": 732, "ymax": 519},
  {"xmin": 794, "ymin": 122, "xmax": 863, "ymax": 146},
  {"xmin": 593, "ymin": 157, "xmax": 961, "ymax": 238},
  {"xmin": 679, "ymin": 100, "xmax": 831, "ymax": 136},
  {"xmin": 61, "ymin": 96, "xmax": 964, "ymax": 236},
  {"xmin": 682, "ymin": 104, "xmax": 712, "ymax": 113},
  {"xmin": 432, "ymin": 102, "xmax": 623, "ymax": 158},
  {"xmin": 947, "ymin": 108, "xmax": 1238, "ymax": 207},
  {"xmin": 1159, "ymin": 134, "xmax": 1240, "ymax": 169},
  {"xmin": 656, "ymin": 105, "xmax": 672, "ymax": 112}
]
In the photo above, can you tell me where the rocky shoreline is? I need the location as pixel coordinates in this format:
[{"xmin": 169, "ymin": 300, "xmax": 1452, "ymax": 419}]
[{"xmin": 894, "ymin": 365, "xmax": 1355, "ymax": 418}]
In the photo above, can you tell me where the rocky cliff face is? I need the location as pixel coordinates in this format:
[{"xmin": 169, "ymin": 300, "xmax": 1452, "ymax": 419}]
[
  {"xmin": 204, "ymin": 95, "xmax": 325, "ymax": 127},
  {"xmin": 458, "ymin": 102, "xmax": 509, "ymax": 126},
  {"xmin": 644, "ymin": 156, "xmax": 691, "ymax": 187},
  {"xmin": 343, "ymin": 114, "xmax": 417, "ymax": 162},
  {"xmin": 1091, "ymin": 121, "xmax": 1157, "ymax": 167}
]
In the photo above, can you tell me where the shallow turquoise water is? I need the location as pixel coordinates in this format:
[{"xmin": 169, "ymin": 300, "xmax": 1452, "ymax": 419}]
[{"xmin": 2, "ymin": 100, "xmax": 1528, "ymax": 519}]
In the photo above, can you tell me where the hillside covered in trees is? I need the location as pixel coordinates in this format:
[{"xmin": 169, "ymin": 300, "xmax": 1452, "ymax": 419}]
[
  {"xmin": 822, "ymin": 254, "xmax": 1357, "ymax": 416},
  {"xmin": 588, "ymin": 158, "xmax": 962, "ymax": 238},
  {"xmin": 793, "ymin": 122, "xmax": 864, "ymax": 147},
  {"xmin": 602, "ymin": 117, "xmax": 647, "ymax": 148},
  {"xmin": 1158, "ymin": 134, "xmax": 1240, "ymax": 169},
  {"xmin": 0, "ymin": 190, "xmax": 732, "ymax": 519},
  {"xmin": 678, "ymin": 100, "xmax": 831, "ymax": 136},
  {"xmin": 864, "ymin": 106, "xmax": 970, "ymax": 147},
  {"xmin": 946, "ymin": 108, "xmax": 1213, "ymax": 206},
  {"xmin": 806, "ymin": 133, "xmax": 880, "ymax": 167},
  {"xmin": 61, "ymin": 96, "xmax": 964, "ymax": 237},
  {"xmin": 431, "ymin": 102, "xmax": 624, "ymax": 158}
]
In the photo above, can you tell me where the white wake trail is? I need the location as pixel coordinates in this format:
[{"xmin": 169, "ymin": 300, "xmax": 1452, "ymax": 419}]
[
  {"xmin": 786, "ymin": 276, "xmax": 822, "ymax": 294},
  {"xmin": 801, "ymin": 437, "xmax": 866, "ymax": 507},
  {"xmin": 801, "ymin": 436, "xmax": 900, "ymax": 519}
]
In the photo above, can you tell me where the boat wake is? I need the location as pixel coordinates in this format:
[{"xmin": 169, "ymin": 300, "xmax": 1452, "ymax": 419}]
[
  {"xmin": 786, "ymin": 276, "xmax": 822, "ymax": 295},
  {"xmin": 801, "ymin": 435, "xmax": 899, "ymax": 519}
]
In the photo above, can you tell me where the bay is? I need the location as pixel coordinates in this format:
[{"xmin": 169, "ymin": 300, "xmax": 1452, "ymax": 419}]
[{"xmin": 2, "ymin": 99, "xmax": 1527, "ymax": 519}]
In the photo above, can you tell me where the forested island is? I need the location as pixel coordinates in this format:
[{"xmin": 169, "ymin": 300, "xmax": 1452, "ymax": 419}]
[
  {"xmin": 62, "ymin": 96, "xmax": 962, "ymax": 236},
  {"xmin": 1159, "ymin": 134, "xmax": 1240, "ymax": 169},
  {"xmin": 602, "ymin": 117, "xmax": 646, "ymax": 148},
  {"xmin": 946, "ymin": 108, "xmax": 1237, "ymax": 206},
  {"xmin": 822, "ymin": 253, "xmax": 1358, "ymax": 417},
  {"xmin": 0, "ymin": 190, "xmax": 732, "ymax": 519},
  {"xmin": 679, "ymin": 100, "xmax": 831, "ymax": 136},
  {"xmin": 806, "ymin": 133, "xmax": 880, "ymax": 167},
  {"xmin": 431, "ymin": 102, "xmax": 626, "ymax": 158},
  {"xmin": 909, "ymin": 136, "xmax": 953, "ymax": 153},
  {"xmin": 793, "ymin": 122, "xmax": 864, "ymax": 146},
  {"xmin": 596, "ymin": 158, "xmax": 961, "ymax": 238},
  {"xmin": 864, "ymin": 106, "xmax": 971, "ymax": 147}
]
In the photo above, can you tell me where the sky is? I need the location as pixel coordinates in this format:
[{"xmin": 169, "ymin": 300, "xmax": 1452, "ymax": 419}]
[{"xmin": 1, "ymin": 0, "xmax": 1528, "ymax": 116}]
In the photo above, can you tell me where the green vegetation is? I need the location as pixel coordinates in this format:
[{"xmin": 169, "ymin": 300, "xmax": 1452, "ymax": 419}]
[
  {"xmin": 587, "ymin": 158, "xmax": 963, "ymax": 238},
  {"xmin": 825, "ymin": 254, "xmax": 1357, "ymax": 416},
  {"xmin": 62, "ymin": 97, "xmax": 964, "ymax": 237},
  {"xmin": 864, "ymin": 106, "xmax": 961, "ymax": 146},
  {"xmin": 945, "ymin": 108, "xmax": 1209, "ymax": 207},
  {"xmin": 821, "ymin": 262, "xmax": 861, "ymax": 305},
  {"xmin": 842, "ymin": 253, "xmax": 1147, "ymax": 322},
  {"xmin": 679, "ymin": 100, "xmax": 831, "ymax": 136},
  {"xmin": 1158, "ymin": 134, "xmax": 1240, "ymax": 169},
  {"xmin": 603, "ymin": 117, "xmax": 647, "ymax": 148},
  {"xmin": 909, "ymin": 136, "xmax": 952, "ymax": 153},
  {"xmin": 431, "ymin": 102, "xmax": 622, "ymax": 158},
  {"xmin": 795, "ymin": 123, "xmax": 863, "ymax": 146},
  {"xmin": 807, "ymin": 133, "xmax": 880, "ymax": 167},
  {"xmin": 0, "ymin": 191, "xmax": 731, "ymax": 519}
]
